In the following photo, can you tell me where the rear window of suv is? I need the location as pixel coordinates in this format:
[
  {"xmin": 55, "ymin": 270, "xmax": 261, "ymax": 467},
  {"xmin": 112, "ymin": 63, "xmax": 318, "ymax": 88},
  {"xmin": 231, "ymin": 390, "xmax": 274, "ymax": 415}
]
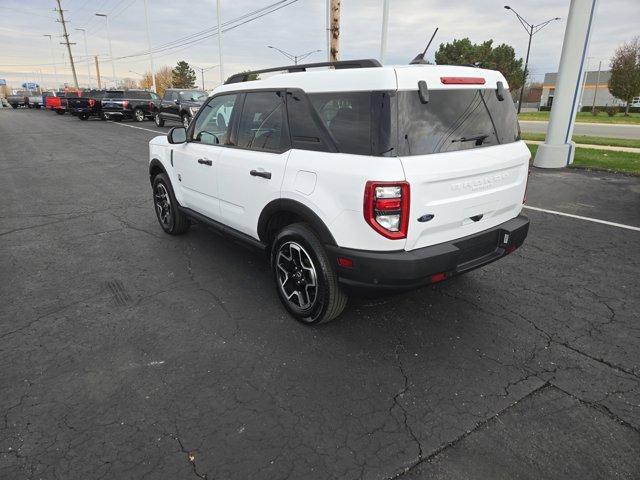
[{"xmin": 396, "ymin": 89, "xmax": 520, "ymax": 156}]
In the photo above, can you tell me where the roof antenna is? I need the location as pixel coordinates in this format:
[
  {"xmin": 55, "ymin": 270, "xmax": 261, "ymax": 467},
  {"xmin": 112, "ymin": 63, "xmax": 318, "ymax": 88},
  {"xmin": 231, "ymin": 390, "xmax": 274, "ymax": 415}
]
[{"xmin": 410, "ymin": 27, "xmax": 438, "ymax": 65}]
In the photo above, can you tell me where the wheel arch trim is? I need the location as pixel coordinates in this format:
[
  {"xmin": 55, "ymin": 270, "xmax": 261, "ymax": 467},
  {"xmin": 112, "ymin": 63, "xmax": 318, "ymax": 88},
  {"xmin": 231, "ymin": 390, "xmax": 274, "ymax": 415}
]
[{"xmin": 258, "ymin": 199, "xmax": 337, "ymax": 246}]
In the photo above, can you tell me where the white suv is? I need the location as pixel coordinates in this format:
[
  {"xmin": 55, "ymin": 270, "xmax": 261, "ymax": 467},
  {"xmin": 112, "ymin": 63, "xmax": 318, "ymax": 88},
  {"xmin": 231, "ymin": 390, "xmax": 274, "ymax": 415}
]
[{"xmin": 148, "ymin": 59, "xmax": 530, "ymax": 324}]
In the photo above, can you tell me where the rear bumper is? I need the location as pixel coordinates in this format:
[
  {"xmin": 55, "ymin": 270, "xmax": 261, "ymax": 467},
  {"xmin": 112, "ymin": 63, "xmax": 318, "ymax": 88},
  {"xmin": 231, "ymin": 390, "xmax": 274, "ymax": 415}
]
[{"xmin": 327, "ymin": 214, "xmax": 529, "ymax": 291}]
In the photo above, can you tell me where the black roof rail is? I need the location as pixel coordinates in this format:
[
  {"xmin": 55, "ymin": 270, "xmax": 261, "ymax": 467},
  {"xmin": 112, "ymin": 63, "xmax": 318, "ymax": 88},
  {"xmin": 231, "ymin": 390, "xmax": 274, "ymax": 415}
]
[{"xmin": 224, "ymin": 59, "xmax": 382, "ymax": 84}]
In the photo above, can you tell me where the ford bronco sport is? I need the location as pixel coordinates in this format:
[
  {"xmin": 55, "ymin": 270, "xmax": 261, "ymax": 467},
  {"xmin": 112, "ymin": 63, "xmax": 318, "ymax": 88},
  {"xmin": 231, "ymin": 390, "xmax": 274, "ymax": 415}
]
[{"xmin": 148, "ymin": 59, "xmax": 530, "ymax": 324}]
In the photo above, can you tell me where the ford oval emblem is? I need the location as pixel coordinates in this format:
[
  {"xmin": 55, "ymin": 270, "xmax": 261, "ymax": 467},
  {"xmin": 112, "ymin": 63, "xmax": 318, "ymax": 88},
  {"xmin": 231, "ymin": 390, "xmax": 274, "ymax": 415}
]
[{"xmin": 417, "ymin": 214, "xmax": 435, "ymax": 223}]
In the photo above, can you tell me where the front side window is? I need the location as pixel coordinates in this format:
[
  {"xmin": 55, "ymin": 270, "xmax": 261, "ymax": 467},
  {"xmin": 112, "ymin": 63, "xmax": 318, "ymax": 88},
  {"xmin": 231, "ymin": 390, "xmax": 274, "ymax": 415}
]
[
  {"xmin": 150, "ymin": 92, "xmax": 160, "ymax": 101},
  {"xmin": 236, "ymin": 91, "xmax": 287, "ymax": 152},
  {"xmin": 396, "ymin": 89, "xmax": 520, "ymax": 156},
  {"xmin": 191, "ymin": 94, "xmax": 238, "ymax": 146}
]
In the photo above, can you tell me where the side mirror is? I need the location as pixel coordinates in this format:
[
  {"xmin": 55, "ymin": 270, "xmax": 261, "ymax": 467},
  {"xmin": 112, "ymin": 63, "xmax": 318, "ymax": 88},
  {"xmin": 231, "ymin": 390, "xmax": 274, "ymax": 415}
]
[
  {"xmin": 174, "ymin": 99, "xmax": 180, "ymax": 105},
  {"xmin": 168, "ymin": 126, "xmax": 187, "ymax": 144}
]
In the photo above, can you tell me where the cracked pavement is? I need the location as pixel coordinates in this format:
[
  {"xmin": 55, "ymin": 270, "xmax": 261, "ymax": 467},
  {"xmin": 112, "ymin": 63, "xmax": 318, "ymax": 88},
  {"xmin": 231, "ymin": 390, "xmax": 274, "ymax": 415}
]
[{"xmin": 1, "ymin": 109, "xmax": 639, "ymax": 479}]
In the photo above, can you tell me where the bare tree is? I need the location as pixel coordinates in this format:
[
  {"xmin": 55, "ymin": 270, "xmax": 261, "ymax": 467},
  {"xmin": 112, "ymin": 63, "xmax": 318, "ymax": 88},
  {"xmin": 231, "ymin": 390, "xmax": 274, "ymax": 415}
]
[{"xmin": 608, "ymin": 36, "xmax": 640, "ymax": 116}]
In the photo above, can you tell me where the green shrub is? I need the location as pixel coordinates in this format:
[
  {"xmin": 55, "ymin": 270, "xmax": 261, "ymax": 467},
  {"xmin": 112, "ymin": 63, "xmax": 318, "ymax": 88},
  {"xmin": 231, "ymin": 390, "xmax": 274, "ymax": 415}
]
[{"xmin": 606, "ymin": 106, "xmax": 620, "ymax": 117}]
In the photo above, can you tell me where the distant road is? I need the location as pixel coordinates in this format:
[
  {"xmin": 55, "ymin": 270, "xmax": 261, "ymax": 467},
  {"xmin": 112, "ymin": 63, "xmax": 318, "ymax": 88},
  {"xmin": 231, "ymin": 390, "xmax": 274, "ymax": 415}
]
[{"xmin": 519, "ymin": 120, "xmax": 640, "ymax": 140}]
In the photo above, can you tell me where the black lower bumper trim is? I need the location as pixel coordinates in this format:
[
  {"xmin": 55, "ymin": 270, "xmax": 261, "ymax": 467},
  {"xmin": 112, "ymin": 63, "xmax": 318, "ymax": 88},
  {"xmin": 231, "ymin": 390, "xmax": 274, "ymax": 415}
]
[{"xmin": 327, "ymin": 215, "xmax": 530, "ymax": 291}]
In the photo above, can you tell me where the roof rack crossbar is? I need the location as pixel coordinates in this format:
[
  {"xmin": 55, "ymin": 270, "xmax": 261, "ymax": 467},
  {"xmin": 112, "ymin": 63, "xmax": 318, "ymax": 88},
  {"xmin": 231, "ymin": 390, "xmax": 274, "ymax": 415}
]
[{"xmin": 224, "ymin": 59, "xmax": 382, "ymax": 84}]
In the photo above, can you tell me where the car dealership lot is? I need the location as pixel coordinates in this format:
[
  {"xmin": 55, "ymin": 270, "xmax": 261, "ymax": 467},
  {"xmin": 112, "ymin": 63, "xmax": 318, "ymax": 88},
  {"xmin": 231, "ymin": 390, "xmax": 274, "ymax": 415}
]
[{"xmin": 1, "ymin": 109, "xmax": 639, "ymax": 479}]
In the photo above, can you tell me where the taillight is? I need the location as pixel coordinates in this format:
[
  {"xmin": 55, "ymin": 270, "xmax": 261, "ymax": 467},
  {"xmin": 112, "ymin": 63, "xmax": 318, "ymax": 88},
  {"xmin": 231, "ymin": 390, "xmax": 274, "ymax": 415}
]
[
  {"xmin": 363, "ymin": 181, "xmax": 410, "ymax": 239},
  {"xmin": 88, "ymin": 99, "xmax": 96, "ymax": 107},
  {"xmin": 122, "ymin": 100, "xmax": 130, "ymax": 109}
]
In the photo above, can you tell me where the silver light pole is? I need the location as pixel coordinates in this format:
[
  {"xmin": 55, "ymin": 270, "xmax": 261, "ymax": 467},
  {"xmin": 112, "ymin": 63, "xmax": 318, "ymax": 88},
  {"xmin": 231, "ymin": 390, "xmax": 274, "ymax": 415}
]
[
  {"xmin": 75, "ymin": 28, "xmax": 91, "ymax": 87},
  {"xmin": 380, "ymin": 0, "xmax": 390, "ymax": 63},
  {"xmin": 143, "ymin": 0, "xmax": 157, "ymax": 93},
  {"xmin": 216, "ymin": 0, "xmax": 224, "ymax": 83},
  {"xmin": 43, "ymin": 34, "xmax": 58, "ymax": 89},
  {"xmin": 268, "ymin": 46, "xmax": 322, "ymax": 65},
  {"xmin": 95, "ymin": 13, "xmax": 116, "ymax": 87}
]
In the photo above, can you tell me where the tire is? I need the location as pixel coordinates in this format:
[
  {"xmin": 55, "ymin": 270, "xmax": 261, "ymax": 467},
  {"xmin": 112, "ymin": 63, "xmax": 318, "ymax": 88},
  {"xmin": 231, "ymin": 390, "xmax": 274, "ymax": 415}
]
[
  {"xmin": 154, "ymin": 112, "xmax": 165, "ymax": 127},
  {"xmin": 152, "ymin": 173, "xmax": 190, "ymax": 235},
  {"xmin": 100, "ymin": 112, "xmax": 107, "ymax": 121},
  {"xmin": 78, "ymin": 113, "xmax": 89, "ymax": 120},
  {"xmin": 271, "ymin": 223, "xmax": 347, "ymax": 325},
  {"xmin": 181, "ymin": 113, "xmax": 191, "ymax": 128},
  {"xmin": 55, "ymin": 110, "xmax": 65, "ymax": 115},
  {"xmin": 133, "ymin": 108, "xmax": 145, "ymax": 122}
]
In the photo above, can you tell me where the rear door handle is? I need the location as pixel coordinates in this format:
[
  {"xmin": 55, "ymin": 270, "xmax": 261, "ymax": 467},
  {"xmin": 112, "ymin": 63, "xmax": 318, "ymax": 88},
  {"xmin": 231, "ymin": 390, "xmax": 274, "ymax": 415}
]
[
  {"xmin": 197, "ymin": 158, "xmax": 212, "ymax": 166},
  {"xmin": 250, "ymin": 169, "xmax": 271, "ymax": 179}
]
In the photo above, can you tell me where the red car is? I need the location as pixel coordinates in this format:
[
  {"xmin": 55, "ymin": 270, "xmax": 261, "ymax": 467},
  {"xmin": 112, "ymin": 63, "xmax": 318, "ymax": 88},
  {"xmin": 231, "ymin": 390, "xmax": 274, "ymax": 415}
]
[{"xmin": 46, "ymin": 91, "xmax": 81, "ymax": 115}]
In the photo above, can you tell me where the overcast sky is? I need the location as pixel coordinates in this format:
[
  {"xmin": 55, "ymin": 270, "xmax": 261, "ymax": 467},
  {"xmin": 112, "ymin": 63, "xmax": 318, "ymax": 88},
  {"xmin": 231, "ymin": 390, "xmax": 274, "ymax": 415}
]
[{"xmin": 1, "ymin": 0, "xmax": 638, "ymax": 90}]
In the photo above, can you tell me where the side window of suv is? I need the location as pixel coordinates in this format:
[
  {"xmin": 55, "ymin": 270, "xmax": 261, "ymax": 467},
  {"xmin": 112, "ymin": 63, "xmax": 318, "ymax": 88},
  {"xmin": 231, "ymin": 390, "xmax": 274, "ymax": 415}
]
[
  {"xmin": 308, "ymin": 92, "xmax": 372, "ymax": 155},
  {"xmin": 236, "ymin": 91, "xmax": 289, "ymax": 153},
  {"xmin": 191, "ymin": 94, "xmax": 238, "ymax": 146}
]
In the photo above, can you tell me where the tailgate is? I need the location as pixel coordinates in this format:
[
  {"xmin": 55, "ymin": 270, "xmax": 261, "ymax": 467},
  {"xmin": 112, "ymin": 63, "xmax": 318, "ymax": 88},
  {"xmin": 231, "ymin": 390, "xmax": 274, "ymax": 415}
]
[
  {"xmin": 401, "ymin": 142, "xmax": 529, "ymax": 251},
  {"xmin": 101, "ymin": 99, "xmax": 124, "ymax": 111}
]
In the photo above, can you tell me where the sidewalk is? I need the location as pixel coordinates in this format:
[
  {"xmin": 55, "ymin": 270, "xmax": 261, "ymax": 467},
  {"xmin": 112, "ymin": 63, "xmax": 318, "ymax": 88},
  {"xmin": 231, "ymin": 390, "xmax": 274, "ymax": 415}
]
[{"xmin": 525, "ymin": 139, "xmax": 640, "ymax": 154}]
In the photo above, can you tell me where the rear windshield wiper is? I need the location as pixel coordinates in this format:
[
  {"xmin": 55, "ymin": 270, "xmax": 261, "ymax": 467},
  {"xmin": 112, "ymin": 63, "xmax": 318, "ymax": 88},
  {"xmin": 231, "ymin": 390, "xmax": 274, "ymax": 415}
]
[{"xmin": 451, "ymin": 134, "xmax": 490, "ymax": 146}]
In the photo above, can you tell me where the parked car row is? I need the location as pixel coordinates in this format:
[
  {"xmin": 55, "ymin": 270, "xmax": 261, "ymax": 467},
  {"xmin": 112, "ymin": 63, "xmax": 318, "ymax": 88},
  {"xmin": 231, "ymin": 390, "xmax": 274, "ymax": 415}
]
[
  {"xmin": 7, "ymin": 90, "xmax": 42, "ymax": 109},
  {"xmin": 34, "ymin": 88, "xmax": 210, "ymax": 126}
]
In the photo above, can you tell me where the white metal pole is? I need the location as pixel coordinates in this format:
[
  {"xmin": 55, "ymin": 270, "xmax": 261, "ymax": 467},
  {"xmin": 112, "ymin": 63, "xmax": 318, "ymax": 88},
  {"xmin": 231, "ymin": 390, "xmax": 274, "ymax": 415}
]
[
  {"xmin": 326, "ymin": 0, "xmax": 331, "ymax": 61},
  {"xmin": 143, "ymin": 0, "xmax": 157, "ymax": 93},
  {"xmin": 45, "ymin": 35, "xmax": 59, "ymax": 89},
  {"xmin": 380, "ymin": 0, "xmax": 390, "ymax": 63},
  {"xmin": 76, "ymin": 29, "xmax": 91, "ymax": 87},
  {"xmin": 106, "ymin": 16, "xmax": 116, "ymax": 87},
  {"xmin": 216, "ymin": 0, "xmax": 224, "ymax": 83},
  {"xmin": 534, "ymin": 0, "xmax": 599, "ymax": 168}
]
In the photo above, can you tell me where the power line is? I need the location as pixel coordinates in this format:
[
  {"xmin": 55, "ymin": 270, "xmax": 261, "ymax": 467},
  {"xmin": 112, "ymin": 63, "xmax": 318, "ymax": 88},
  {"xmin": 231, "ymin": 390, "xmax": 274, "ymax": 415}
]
[{"xmin": 115, "ymin": 0, "xmax": 300, "ymax": 61}]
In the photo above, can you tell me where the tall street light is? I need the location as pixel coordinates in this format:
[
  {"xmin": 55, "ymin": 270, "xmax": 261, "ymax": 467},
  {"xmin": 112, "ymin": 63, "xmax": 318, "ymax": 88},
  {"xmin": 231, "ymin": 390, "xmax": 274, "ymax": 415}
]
[
  {"xmin": 43, "ymin": 34, "xmax": 58, "ymax": 89},
  {"xmin": 75, "ymin": 28, "xmax": 91, "ymax": 87},
  {"xmin": 268, "ymin": 46, "xmax": 322, "ymax": 65},
  {"xmin": 216, "ymin": 0, "xmax": 224, "ymax": 84},
  {"xmin": 95, "ymin": 13, "xmax": 116, "ymax": 87},
  {"xmin": 193, "ymin": 65, "xmax": 219, "ymax": 90},
  {"xmin": 504, "ymin": 6, "xmax": 561, "ymax": 114},
  {"xmin": 143, "ymin": 0, "xmax": 157, "ymax": 93}
]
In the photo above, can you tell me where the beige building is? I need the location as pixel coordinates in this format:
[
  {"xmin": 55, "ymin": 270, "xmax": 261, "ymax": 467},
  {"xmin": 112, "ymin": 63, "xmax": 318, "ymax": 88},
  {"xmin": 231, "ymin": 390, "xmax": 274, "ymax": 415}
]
[{"xmin": 539, "ymin": 70, "xmax": 623, "ymax": 109}]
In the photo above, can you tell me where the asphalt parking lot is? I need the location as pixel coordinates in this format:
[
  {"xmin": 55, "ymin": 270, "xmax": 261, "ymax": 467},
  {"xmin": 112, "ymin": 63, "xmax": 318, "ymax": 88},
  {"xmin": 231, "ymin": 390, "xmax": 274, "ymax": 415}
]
[{"xmin": 1, "ymin": 108, "xmax": 639, "ymax": 480}]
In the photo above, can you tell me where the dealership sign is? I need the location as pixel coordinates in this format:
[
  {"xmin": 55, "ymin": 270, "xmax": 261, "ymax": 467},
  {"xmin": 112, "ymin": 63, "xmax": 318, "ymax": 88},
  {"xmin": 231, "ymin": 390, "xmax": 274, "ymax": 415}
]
[{"xmin": 0, "ymin": 79, "xmax": 6, "ymax": 86}]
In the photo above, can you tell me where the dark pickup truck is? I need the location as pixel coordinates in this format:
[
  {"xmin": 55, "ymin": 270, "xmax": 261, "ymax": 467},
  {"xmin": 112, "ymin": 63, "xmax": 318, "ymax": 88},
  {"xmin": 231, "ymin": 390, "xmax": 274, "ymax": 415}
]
[
  {"xmin": 101, "ymin": 90, "xmax": 160, "ymax": 122},
  {"xmin": 154, "ymin": 89, "xmax": 208, "ymax": 128},
  {"xmin": 67, "ymin": 90, "xmax": 108, "ymax": 120}
]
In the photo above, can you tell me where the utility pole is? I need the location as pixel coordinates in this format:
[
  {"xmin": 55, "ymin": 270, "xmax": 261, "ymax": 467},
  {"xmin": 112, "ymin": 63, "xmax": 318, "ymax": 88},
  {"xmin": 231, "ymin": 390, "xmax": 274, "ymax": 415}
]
[
  {"xmin": 43, "ymin": 34, "xmax": 59, "ymax": 89},
  {"xmin": 95, "ymin": 56, "xmax": 102, "ymax": 89},
  {"xmin": 143, "ymin": 0, "xmax": 157, "ymax": 93},
  {"xmin": 579, "ymin": 56, "xmax": 592, "ymax": 110},
  {"xmin": 194, "ymin": 65, "xmax": 218, "ymax": 90},
  {"xmin": 380, "ymin": 0, "xmax": 390, "ymax": 63},
  {"xmin": 54, "ymin": 0, "xmax": 79, "ymax": 89},
  {"xmin": 216, "ymin": 0, "xmax": 224, "ymax": 83},
  {"xmin": 329, "ymin": 0, "xmax": 341, "ymax": 62},
  {"xmin": 592, "ymin": 60, "xmax": 601, "ymax": 113},
  {"xmin": 75, "ymin": 28, "xmax": 91, "ymax": 87}
]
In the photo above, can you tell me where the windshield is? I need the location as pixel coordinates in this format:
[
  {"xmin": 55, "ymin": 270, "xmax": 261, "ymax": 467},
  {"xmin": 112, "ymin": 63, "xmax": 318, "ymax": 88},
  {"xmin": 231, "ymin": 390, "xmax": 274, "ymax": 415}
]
[
  {"xmin": 396, "ymin": 89, "xmax": 520, "ymax": 156},
  {"xmin": 179, "ymin": 91, "xmax": 207, "ymax": 102}
]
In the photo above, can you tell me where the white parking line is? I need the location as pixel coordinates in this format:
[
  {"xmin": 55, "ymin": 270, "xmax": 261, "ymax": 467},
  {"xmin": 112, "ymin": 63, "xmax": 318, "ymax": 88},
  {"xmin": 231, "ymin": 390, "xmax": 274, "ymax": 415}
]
[
  {"xmin": 108, "ymin": 121, "xmax": 163, "ymax": 134},
  {"xmin": 524, "ymin": 205, "xmax": 640, "ymax": 232}
]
